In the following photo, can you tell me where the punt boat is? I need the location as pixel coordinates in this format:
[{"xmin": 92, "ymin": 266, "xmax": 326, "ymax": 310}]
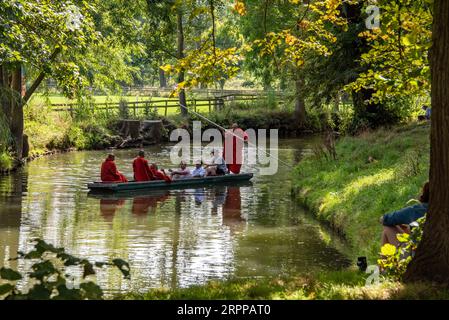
[{"xmin": 87, "ymin": 173, "xmax": 254, "ymax": 193}]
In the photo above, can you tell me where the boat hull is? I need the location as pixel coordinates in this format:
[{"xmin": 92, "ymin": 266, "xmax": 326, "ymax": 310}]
[{"xmin": 87, "ymin": 173, "xmax": 254, "ymax": 193}]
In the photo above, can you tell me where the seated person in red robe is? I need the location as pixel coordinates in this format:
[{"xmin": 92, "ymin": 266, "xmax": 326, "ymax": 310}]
[
  {"xmin": 101, "ymin": 154, "xmax": 128, "ymax": 183},
  {"xmin": 132, "ymin": 150, "xmax": 155, "ymax": 182},
  {"xmin": 150, "ymin": 163, "xmax": 172, "ymax": 183}
]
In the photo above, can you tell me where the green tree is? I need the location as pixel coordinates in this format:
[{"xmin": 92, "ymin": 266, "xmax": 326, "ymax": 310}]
[{"xmin": 0, "ymin": 1, "xmax": 98, "ymax": 160}]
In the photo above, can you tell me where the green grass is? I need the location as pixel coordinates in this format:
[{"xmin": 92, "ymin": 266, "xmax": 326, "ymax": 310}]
[
  {"xmin": 0, "ymin": 151, "xmax": 13, "ymax": 170},
  {"xmin": 121, "ymin": 270, "xmax": 449, "ymax": 300},
  {"xmin": 29, "ymin": 94, "xmax": 213, "ymax": 116},
  {"xmin": 30, "ymin": 94, "xmax": 169, "ymax": 105},
  {"xmin": 293, "ymin": 122, "xmax": 430, "ymax": 261}
]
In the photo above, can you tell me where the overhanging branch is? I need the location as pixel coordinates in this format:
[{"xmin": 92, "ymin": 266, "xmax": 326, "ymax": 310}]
[{"xmin": 22, "ymin": 47, "xmax": 61, "ymax": 104}]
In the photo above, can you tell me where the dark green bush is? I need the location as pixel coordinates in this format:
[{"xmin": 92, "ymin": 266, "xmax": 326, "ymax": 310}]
[{"xmin": 0, "ymin": 239, "xmax": 130, "ymax": 300}]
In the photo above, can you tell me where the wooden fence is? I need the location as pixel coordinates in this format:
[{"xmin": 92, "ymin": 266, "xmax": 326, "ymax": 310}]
[{"xmin": 50, "ymin": 93, "xmax": 281, "ymax": 117}]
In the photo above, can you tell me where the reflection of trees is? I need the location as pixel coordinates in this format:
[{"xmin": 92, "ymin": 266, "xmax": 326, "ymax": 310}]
[
  {"xmin": 0, "ymin": 170, "xmax": 27, "ymax": 269},
  {"xmin": 170, "ymin": 192, "xmax": 182, "ymax": 289}
]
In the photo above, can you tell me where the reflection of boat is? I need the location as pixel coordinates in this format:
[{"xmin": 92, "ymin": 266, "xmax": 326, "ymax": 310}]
[
  {"xmin": 100, "ymin": 198, "xmax": 125, "ymax": 220},
  {"xmin": 88, "ymin": 189, "xmax": 171, "ymax": 199},
  {"xmin": 132, "ymin": 194, "xmax": 170, "ymax": 216},
  {"xmin": 94, "ymin": 190, "xmax": 171, "ymax": 217},
  {"xmin": 87, "ymin": 173, "xmax": 254, "ymax": 193}
]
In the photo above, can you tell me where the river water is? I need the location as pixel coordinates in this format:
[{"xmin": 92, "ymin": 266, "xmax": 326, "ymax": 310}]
[{"xmin": 0, "ymin": 138, "xmax": 350, "ymax": 294}]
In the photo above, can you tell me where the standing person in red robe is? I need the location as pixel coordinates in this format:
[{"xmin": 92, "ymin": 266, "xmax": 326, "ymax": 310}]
[
  {"xmin": 101, "ymin": 154, "xmax": 128, "ymax": 183},
  {"xmin": 223, "ymin": 123, "xmax": 248, "ymax": 174},
  {"xmin": 132, "ymin": 150, "xmax": 155, "ymax": 181}
]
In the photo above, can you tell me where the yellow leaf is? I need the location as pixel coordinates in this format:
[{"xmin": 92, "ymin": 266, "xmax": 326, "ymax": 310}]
[{"xmin": 381, "ymin": 243, "xmax": 397, "ymax": 256}]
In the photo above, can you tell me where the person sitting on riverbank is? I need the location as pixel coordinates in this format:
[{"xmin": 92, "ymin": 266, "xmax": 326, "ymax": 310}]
[
  {"xmin": 101, "ymin": 154, "xmax": 128, "ymax": 183},
  {"xmin": 132, "ymin": 150, "xmax": 155, "ymax": 182},
  {"xmin": 191, "ymin": 159, "xmax": 206, "ymax": 178},
  {"xmin": 150, "ymin": 163, "xmax": 172, "ymax": 182},
  {"xmin": 205, "ymin": 149, "xmax": 228, "ymax": 176},
  {"xmin": 169, "ymin": 160, "xmax": 192, "ymax": 180},
  {"xmin": 418, "ymin": 105, "xmax": 432, "ymax": 121},
  {"xmin": 380, "ymin": 182, "xmax": 429, "ymax": 247}
]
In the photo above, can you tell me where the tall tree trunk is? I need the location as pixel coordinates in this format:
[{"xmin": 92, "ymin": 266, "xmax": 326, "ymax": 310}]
[
  {"xmin": 10, "ymin": 65, "xmax": 23, "ymax": 160},
  {"xmin": 159, "ymin": 67, "xmax": 167, "ymax": 88},
  {"xmin": 177, "ymin": 9, "xmax": 188, "ymax": 117},
  {"xmin": 0, "ymin": 65, "xmax": 12, "ymax": 122},
  {"xmin": 294, "ymin": 77, "xmax": 306, "ymax": 127},
  {"xmin": 403, "ymin": 0, "xmax": 449, "ymax": 283}
]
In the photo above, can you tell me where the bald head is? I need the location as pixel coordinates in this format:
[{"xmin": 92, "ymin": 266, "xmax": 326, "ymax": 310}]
[
  {"xmin": 107, "ymin": 153, "xmax": 115, "ymax": 161},
  {"xmin": 138, "ymin": 150, "xmax": 145, "ymax": 157}
]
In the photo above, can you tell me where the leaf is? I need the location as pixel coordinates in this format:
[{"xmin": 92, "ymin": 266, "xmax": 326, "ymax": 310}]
[
  {"xmin": 54, "ymin": 285, "xmax": 83, "ymax": 300},
  {"xmin": 57, "ymin": 253, "xmax": 81, "ymax": 266},
  {"xmin": 380, "ymin": 243, "xmax": 397, "ymax": 256},
  {"xmin": 80, "ymin": 282, "xmax": 104, "ymax": 300},
  {"xmin": 24, "ymin": 250, "xmax": 43, "ymax": 259},
  {"xmin": 0, "ymin": 268, "xmax": 22, "ymax": 281},
  {"xmin": 397, "ymin": 233, "xmax": 410, "ymax": 243},
  {"xmin": 82, "ymin": 262, "xmax": 96, "ymax": 278},
  {"xmin": 30, "ymin": 261, "xmax": 58, "ymax": 280},
  {"xmin": 26, "ymin": 284, "xmax": 52, "ymax": 300},
  {"xmin": 112, "ymin": 259, "xmax": 131, "ymax": 279},
  {"xmin": 0, "ymin": 284, "xmax": 15, "ymax": 295}
]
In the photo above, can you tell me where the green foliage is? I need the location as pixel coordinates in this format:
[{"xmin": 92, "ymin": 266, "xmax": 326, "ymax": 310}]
[
  {"xmin": 118, "ymin": 99, "xmax": 130, "ymax": 119},
  {"xmin": 0, "ymin": 112, "xmax": 12, "ymax": 152},
  {"xmin": 378, "ymin": 217, "xmax": 425, "ymax": 280},
  {"xmin": 293, "ymin": 123, "xmax": 430, "ymax": 260},
  {"xmin": 347, "ymin": 0, "xmax": 432, "ymax": 102},
  {"xmin": 0, "ymin": 239, "xmax": 130, "ymax": 300}
]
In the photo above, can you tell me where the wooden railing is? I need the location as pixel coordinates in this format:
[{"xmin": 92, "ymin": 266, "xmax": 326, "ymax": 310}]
[
  {"xmin": 50, "ymin": 93, "xmax": 280, "ymax": 117},
  {"xmin": 40, "ymin": 83, "xmax": 279, "ymax": 98}
]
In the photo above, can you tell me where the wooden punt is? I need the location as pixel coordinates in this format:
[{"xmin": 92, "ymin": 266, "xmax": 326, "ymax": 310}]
[{"xmin": 87, "ymin": 173, "xmax": 254, "ymax": 193}]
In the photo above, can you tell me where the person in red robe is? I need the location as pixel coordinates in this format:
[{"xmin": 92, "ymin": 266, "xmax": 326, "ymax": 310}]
[
  {"xmin": 101, "ymin": 154, "xmax": 128, "ymax": 183},
  {"xmin": 150, "ymin": 163, "xmax": 172, "ymax": 183},
  {"xmin": 223, "ymin": 123, "xmax": 248, "ymax": 174},
  {"xmin": 132, "ymin": 150, "xmax": 155, "ymax": 181}
]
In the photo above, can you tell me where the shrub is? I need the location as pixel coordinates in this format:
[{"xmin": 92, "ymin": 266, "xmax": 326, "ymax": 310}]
[
  {"xmin": 0, "ymin": 239, "xmax": 130, "ymax": 300},
  {"xmin": 378, "ymin": 216, "xmax": 425, "ymax": 280},
  {"xmin": 0, "ymin": 151, "xmax": 13, "ymax": 170}
]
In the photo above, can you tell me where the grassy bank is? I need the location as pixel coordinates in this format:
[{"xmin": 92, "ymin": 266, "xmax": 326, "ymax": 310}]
[
  {"xmin": 24, "ymin": 103, "xmax": 120, "ymax": 160},
  {"xmin": 293, "ymin": 122, "xmax": 430, "ymax": 261},
  {"xmin": 121, "ymin": 270, "xmax": 449, "ymax": 300}
]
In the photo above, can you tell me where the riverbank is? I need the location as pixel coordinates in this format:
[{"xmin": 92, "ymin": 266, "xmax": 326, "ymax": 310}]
[
  {"xmin": 293, "ymin": 122, "xmax": 430, "ymax": 261},
  {"xmin": 121, "ymin": 271, "xmax": 449, "ymax": 300}
]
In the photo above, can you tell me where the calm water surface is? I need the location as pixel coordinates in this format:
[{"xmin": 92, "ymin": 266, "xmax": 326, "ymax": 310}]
[{"xmin": 0, "ymin": 139, "xmax": 350, "ymax": 294}]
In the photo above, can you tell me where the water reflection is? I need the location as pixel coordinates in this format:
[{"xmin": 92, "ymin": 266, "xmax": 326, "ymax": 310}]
[
  {"xmin": 0, "ymin": 171, "xmax": 27, "ymax": 269},
  {"xmin": 100, "ymin": 199, "xmax": 125, "ymax": 221},
  {"xmin": 223, "ymin": 187, "xmax": 246, "ymax": 235},
  {"xmin": 0, "ymin": 139, "xmax": 350, "ymax": 293}
]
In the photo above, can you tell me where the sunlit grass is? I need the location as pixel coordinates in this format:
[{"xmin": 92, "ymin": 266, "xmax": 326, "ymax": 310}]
[
  {"xmin": 294, "ymin": 122, "xmax": 430, "ymax": 262},
  {"xmin": 29, "ymin": 94, "xmax": 213, "ymax": 116},
  {"xmin": 120, "ymin": 270, "xmax": 449, "ymax": 300}
]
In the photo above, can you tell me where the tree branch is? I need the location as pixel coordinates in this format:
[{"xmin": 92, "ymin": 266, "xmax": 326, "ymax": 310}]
[
  {"xmin": 209, "ymin": 0, "xmax": 216, "ymax": 60},
  {"xmin": 22, "ymin": 47, "xmax": 61, "ymax": 104}
]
